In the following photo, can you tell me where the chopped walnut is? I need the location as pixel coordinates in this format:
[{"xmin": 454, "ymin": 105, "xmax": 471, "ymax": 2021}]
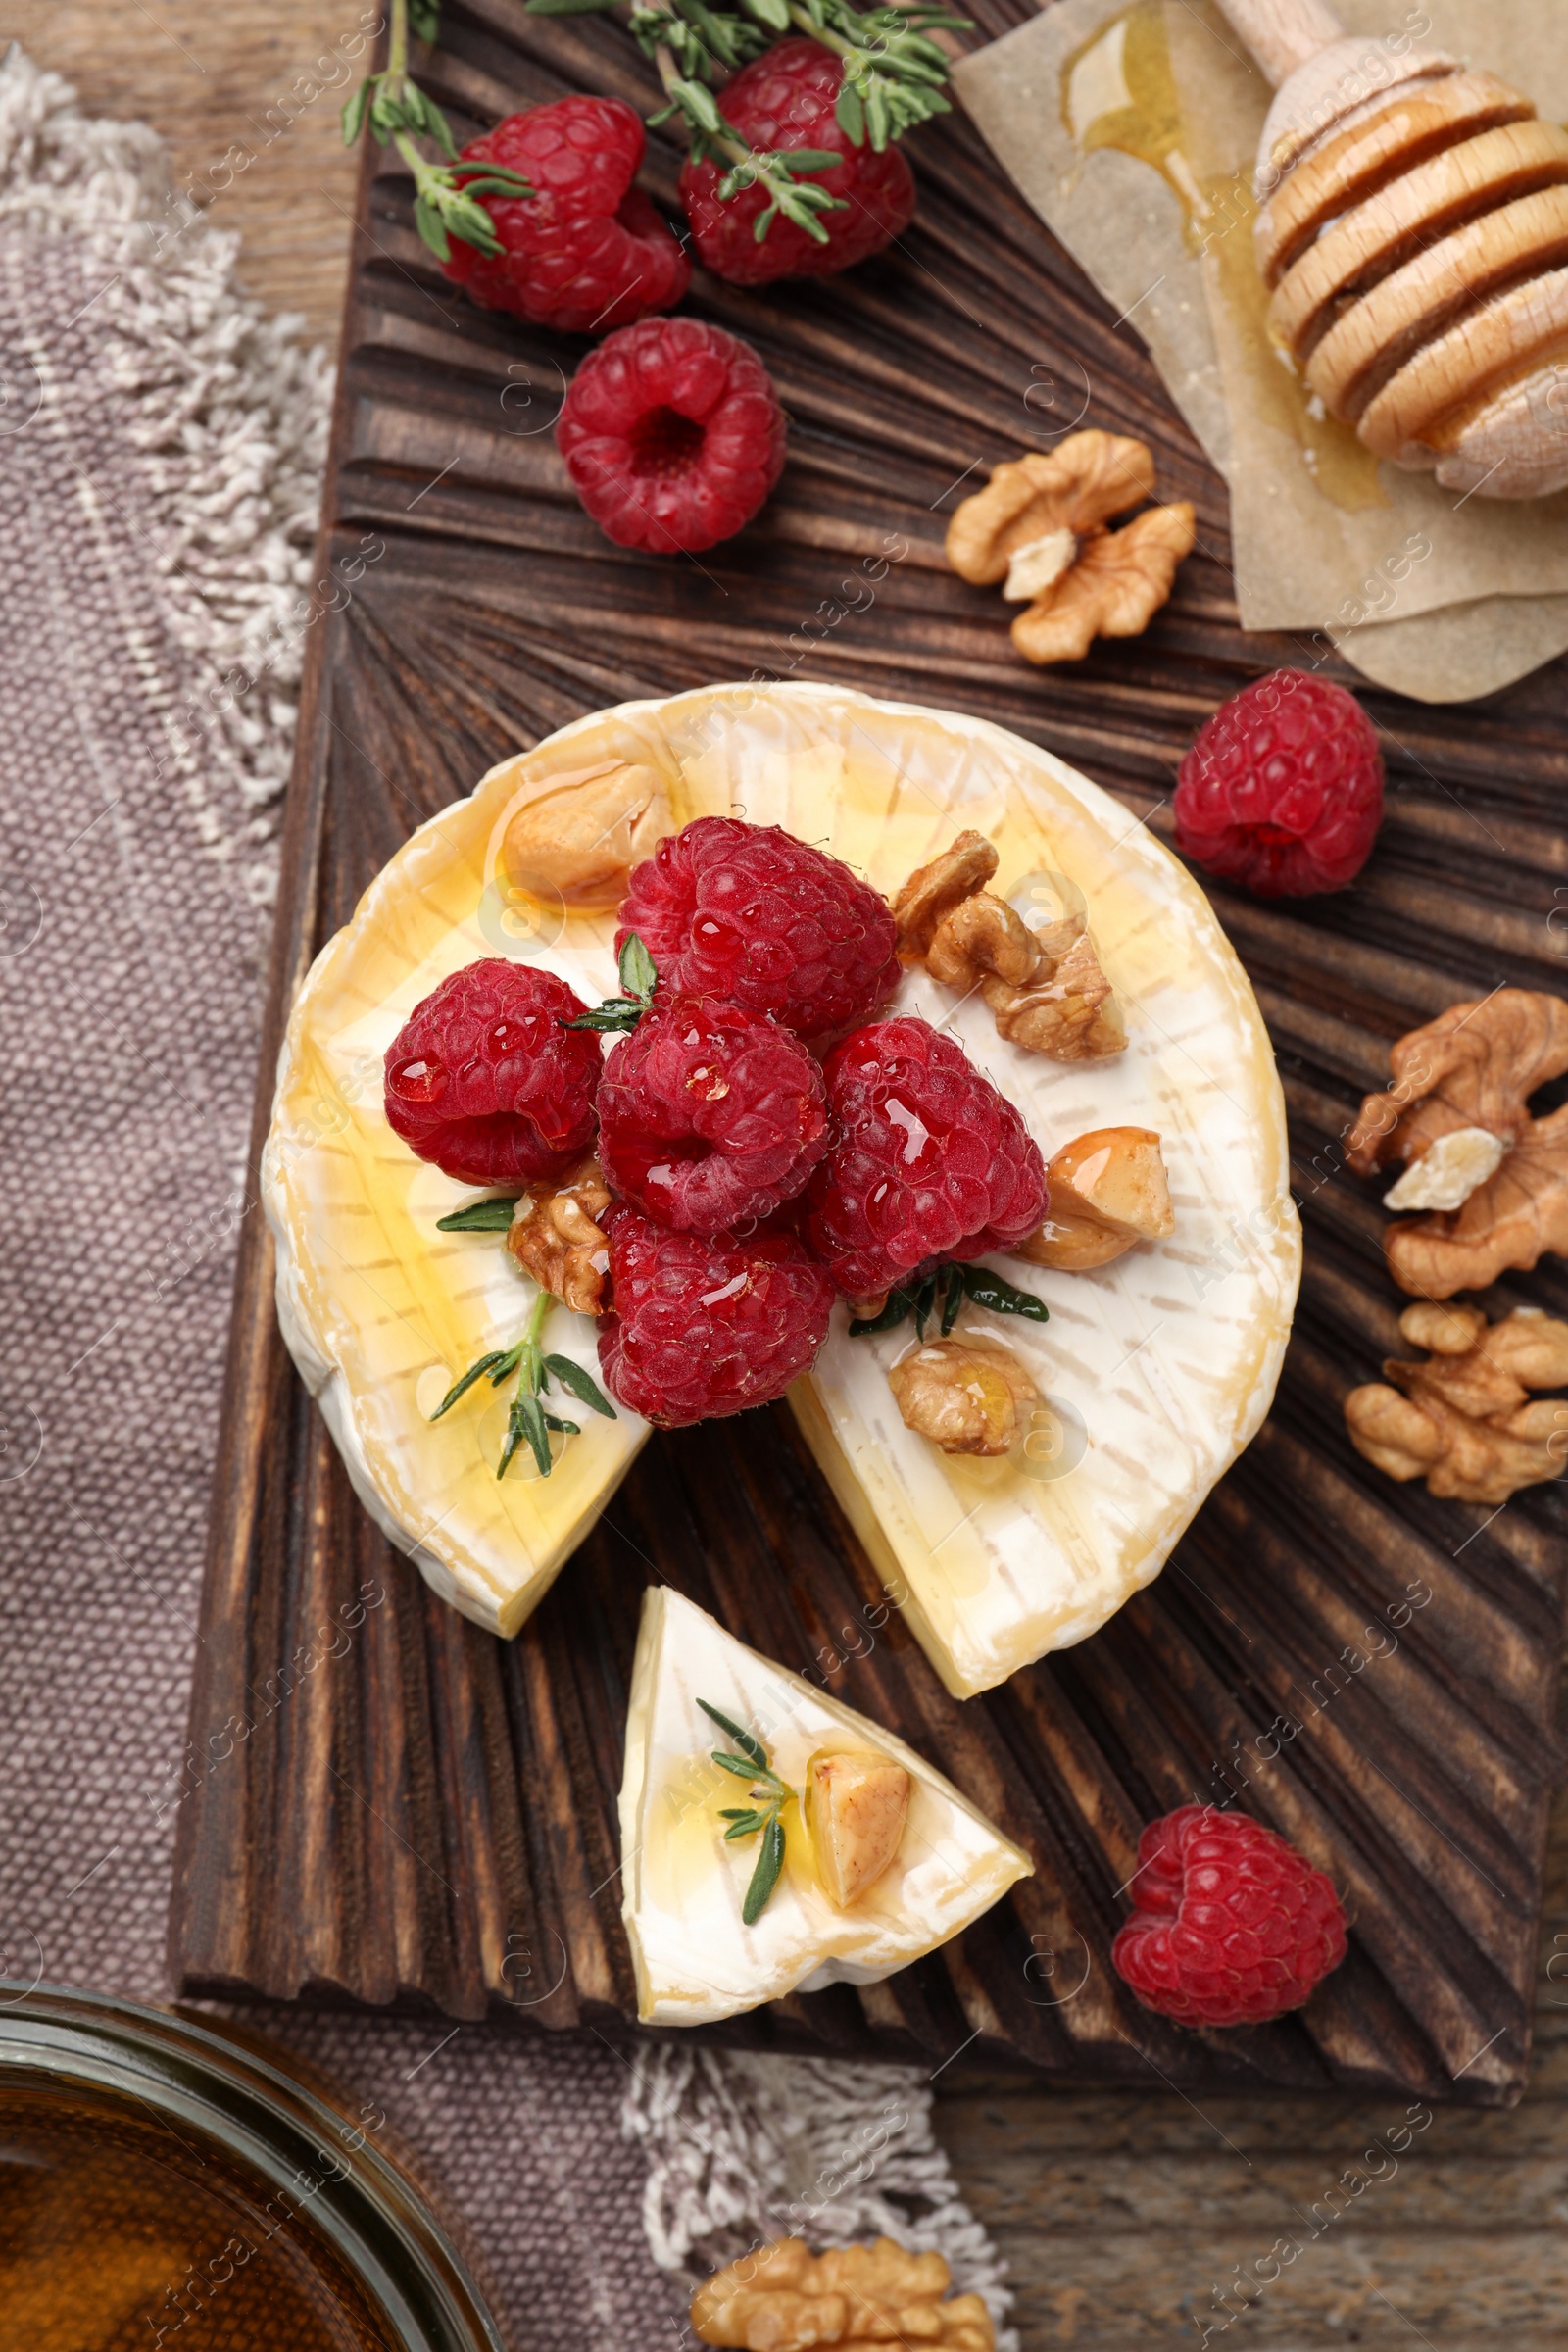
[
  {"xmin": 1016, "ymin": 1128, "xmax": 1175, "ymax": 1270},
  {"xmin": 505, "ymin": 1160, "xmax": 612, "ymax": 1315},
  {"xmin": 889, "ymin": 1337, "xmax": 1038, "ymax": 1457},
  {"xmin": 1010, "ymin": 505, "xmax": 1197, "ymax": 666},
  {"xmin": 894, "ymin": 835, "xmax": 1126, "ymax": 1063},
  {"xmin": 945, "ymin": 431, "xmax": 1195, "ymax": 667},
  {"xmin": 500, "ymin": 760, "xmax": 671, "ymax": 911},
  {"xmin": 1346, "ymin": 990, "xmax": 1568, "ymax": 1297},
  {"xmin": 891, "ymin": 830, "xmax": 999, "ymax": 960},
  {"xmin": 1345, "ymin": 1303, "xmax": 1568, "ymax": 1504},
  {"xmin": 693, "ymin": 2237, "xmax": 994, "ymax": 2352}
]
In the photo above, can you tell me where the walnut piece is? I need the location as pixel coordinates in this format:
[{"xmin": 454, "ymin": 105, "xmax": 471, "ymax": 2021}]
[
  {"xmin": 505, "ymin": 1161, "xmax": 612, "ymax": 1315},
  {"xmin": 806, "ymin": 1749, "xmax": 910, "ymax": 1909},
  {"xmin": 1345, "ymin": 989, "xmax": 1568, "ymax": 1297},
  {"xmin": 1016, "ymin": 1128, "xmax": 1175, "ymax": 1271},
  {"xmin": 889, "ymin": 1337, "xmax": 1038, "ymax": 1457},
  {"xmin": 1009, "ymin": 504, "xmax": 1196, "ymax": 666},
  {"xmin": 1345, "ymin": 1302, "xmax": 1568, "ymax": 1504},
  {"xmin": 945, "ymin": 431, "xmax": 1195, "ymax": 667},
  {"xmin": 693, "ymin": 2237, "xmax": 994, "ymax": 2352},
  {"xmin": 501, "ymin": 760, "xmax": 671, "ymax": 912},
  {"xmin": 894, "ymin": 835, "xmax": 1125, "ymax": 1063}
]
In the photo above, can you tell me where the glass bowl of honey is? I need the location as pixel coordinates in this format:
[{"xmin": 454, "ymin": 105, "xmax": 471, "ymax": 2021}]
[{"xmin": 0, "ymin": 1984, "xmax": 505, "ymax": 2351}]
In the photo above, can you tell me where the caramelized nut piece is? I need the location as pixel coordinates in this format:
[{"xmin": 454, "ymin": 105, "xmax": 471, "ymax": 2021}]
[
  {"xmin": 1016, "ymin": 1128, "xmax": 1174, "ymax": 1271},
  {"xmin": 506, "ymin": 1161, "xmax": 612, "ymax": 1315},
  {"xmin": 889, "ymin": 1338, "xmax": 1038, "ymax": 1457},
  {"xmin": 806, "ymin": 1748, "xmax": 911, "ymax": 1908},
  {"xmin": 693, "ymin": 2237, "xmax": 994, "ymax": 2352},
  {"xmin": 1345, "ymin": 1302, "xmax": 1568, "ymax": 1503},
  {"xmin": 986, "ymin": 924, "xmax": 1126, "ymax": 1061},
  {"xmin": 500, "ymin": 760, "xmax": 671, "ymax": 911}
]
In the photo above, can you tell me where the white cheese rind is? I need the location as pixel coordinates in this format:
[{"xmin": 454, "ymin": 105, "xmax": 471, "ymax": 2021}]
[
  {"xmin": 618, "ymin": 1587, "xmax": 1034, "ymax": 2025},
  {"xmin": 265, "ymin": 681, "xmax": 1298, "ymax": 1657}
]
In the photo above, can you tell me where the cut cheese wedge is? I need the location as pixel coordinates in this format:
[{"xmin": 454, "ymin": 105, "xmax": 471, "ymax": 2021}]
[
  {"xmin": 266, "ymin": 680, "xmax": 1298, "ymax": 1658},
  {"xmin": 618, "ymin": 1587, "xmax": 1033, "ymax": 2025}
]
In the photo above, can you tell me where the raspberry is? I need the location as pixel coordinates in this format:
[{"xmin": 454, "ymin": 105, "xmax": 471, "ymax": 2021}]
[
  {"xmin": 1173, "ymin": 670, "xmax": 1385, "ymax": 898},
  {"xmin": 616, "ymin": 818, "xmax": 899, "ymax": 1046},
  {"xmin": 679, "ymin": 41, "xmax": 916, "ymax": 287},
  {"xmin": 804, "ymin": 1018, "xmax": 1047, "ymax": 1296},
  {"xmin": 383, "ymin": 960, "xmax": 601, "ymax": 1187},
  {"xmin": 598, "ymin": 996, "xmax": 827, "ymax": 1233},
  {"xmin": 556, "ymin": 318, "xmax": 786, "ymax": 554},
  {"xmin": 598, "ymin": 1202, "xmax": 834, "ymax": 1426},
  {"xmin": 1112, "ymin": 1806, "xmax": 1348, "ymax": 2029},
  {"xmin": 440, "ymin": 98, "xmax": 689, "ymax": 334}
]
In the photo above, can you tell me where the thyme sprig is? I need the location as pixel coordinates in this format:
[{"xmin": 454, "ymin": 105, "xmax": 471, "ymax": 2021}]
[
  {"xmin": 341, "ymin": 0, "xmax": 535, "ymax": 262},
  {"xmin": 429, "ymin": 1288, "xmax": 615, "ymax": 1479},
  {"xmin": 850, "ymin": 1260, "xmax": 1050, "ymax": 1340},
  {"xmin": 698, "ymin": 1699, "xmax": 789, "ymax": 1923},
  {"xmin": 562, "ymin": 933, "xmax": 660, "ymax": 1034}
]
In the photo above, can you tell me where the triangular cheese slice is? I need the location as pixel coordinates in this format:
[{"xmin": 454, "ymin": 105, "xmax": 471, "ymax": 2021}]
[{"xmin": 618, "ymin": 1587, "xmax": 1033, "ymax": 2026}]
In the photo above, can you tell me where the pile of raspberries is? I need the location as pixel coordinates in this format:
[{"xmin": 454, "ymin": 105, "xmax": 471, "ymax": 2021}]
[{"xmin": 385, "ymin": 815, "xmax": 1048, "ymax": 1428}]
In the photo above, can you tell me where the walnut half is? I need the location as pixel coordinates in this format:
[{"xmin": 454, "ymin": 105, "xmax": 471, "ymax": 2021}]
[
  {"xmin": 1016, "ymin": 1128, "xmax": 1175, "ymax": 1270},
  {"xmin": 892, "ymin": 834, "xmax": 1126, "ymax": 1063},
  {"xmin": 1346, "ymin": 988, "xmax": 1568, "ymax": 1298},
  {"xmin": 889, "ymin": 1337, "xmax": 1038, "ymax": 1457},
  {"xmin": 693, "ymin": 2237, "xmax": 994, "ymax": 2352},
  {"xmin": 1345, "ymin": 1302, "xmax": 1568, "ymax": 1504},
  {"xmin": 505, "ymin": 1161, "xmax": 612, "ymax": 1315},
  {"xmin": 945, "ymin": 430, "xmax": 1195, "ymax": 666}
]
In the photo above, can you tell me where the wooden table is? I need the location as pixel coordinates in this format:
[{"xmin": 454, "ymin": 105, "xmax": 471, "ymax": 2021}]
[{"xmin": 19, "ymin": 3, "xmax": 1567, "ymax": 2341}]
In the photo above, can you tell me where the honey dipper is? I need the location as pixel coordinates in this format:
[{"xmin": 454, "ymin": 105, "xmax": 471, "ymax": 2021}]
[{"xmin": 1212, "ymin": 0, "xmax": 1568, "ymax": 498}]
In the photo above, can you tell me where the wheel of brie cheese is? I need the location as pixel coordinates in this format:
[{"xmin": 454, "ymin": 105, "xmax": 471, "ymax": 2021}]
[{"xmin": 265, "ymin": 680, "xmax": 1299, "ymax": 1673}]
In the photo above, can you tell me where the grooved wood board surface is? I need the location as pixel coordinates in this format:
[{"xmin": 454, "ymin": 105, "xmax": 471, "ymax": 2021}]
[{"xmin": 166, "ymin": 0, "xmax": 1568, "ymax": 2106}]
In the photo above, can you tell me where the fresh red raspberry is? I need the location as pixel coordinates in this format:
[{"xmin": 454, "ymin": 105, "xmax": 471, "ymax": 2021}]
[
  {"xmin": 616, "ymin": 818, "xmax": 899, "ymax": 1046},
  {"xmin": 804, "ymin": 1018, "xmax": 1047, "ymax": 1296},
  {"xmin": 1173, "ymin": 670, "xmax": 1385, "ymax": 898},
  {"xmin": 598, "ymin": 1202, "xmax": 834, "ymax": 1426},
  {"xmin": 598, "ymin": 996, "xmax": 827, "ymax": 1234},
  {"xmin": 440, "ymin": 97, "xmax": 689, "ymax": 334},
  {"xmin": 1112, "ymin": 1805, "xmax": 1348, "ymax": 2029},
  {"xmin": 679, "ymin": 40, "xmax": 915, "ymax": 287},
  {"xmin": 383, "ymin": 960, "xmax": 601, "ymax": 1187},
  {"xmin": 556, "ymin": 318, "xmax": 785, "ymax": 554}
]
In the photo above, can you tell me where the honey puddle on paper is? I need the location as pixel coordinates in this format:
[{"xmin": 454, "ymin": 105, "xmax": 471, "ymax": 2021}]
[{"xmin": 1061, "ymin": 0, "xmax": 1387, "ymax": 511}]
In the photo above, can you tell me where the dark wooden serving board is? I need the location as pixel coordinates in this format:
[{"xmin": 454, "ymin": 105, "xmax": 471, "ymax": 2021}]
[{"xmin": 170, "ymin": 0, "xmax": 1568, "ymax": 2102}]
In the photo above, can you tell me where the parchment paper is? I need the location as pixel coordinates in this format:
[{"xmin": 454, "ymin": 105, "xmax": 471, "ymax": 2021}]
[{"xmin": 955, "ymin": 0, "xmax": 1568, "ymax": 700}]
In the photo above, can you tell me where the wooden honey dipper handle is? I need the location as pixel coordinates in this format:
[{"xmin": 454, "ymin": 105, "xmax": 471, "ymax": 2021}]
[
  {"xmin": 1208, "ymin": 0, "xmax": 1568, "ymax": 501},
  {"xmin": 1210, "ymin": 0, "xmax": 1346, "ymax": 88}
]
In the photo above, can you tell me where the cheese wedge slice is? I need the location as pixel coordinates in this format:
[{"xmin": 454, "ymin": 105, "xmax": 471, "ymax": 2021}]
[
  {"xmin": 266, "ymin": 680, "xmax": 1298, "ymax": 1654},
  {"xmin": 619, "ymin": 1587, "xmax": 1033, "ymax": 2024}
]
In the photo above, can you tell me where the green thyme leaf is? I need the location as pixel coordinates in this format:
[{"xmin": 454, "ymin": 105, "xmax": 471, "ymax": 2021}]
[
  {"xmin": 526, "ymin": 0, "xmax": 623, "ymax": 12},
  {"xmin": 410, "ymin": 0, "xmax": 442, "ymax": 37},
  {"xmin": 742, "ymin": 1814, "xmax": 786, "ymax": 1924},
  {"xmin": 711, "ymin": 1749, "xmax": 766, "ymax": 1781},
  {"xmin": 698, "ymin": 1699, "xmax": 768, "ymax": 1766},
  {"xmin": 542, "ymin": 1413, "xmax": 580, "ymax": 1436},
  {"xmin": 341, "ymin": 78, "xmax": 372, "ymax": 147},
  {"xmin": 849, "ymin": 1287, "xmax": 915, "ymax": 1337},
  {"xmin": 429, "ymin": 1350, "xmax": 509, "ymax": 1419},
  {"xmin": 914, "ymin": 1273, "xmax": 937, "ymax": 1341},
  {"xmin": 718, "ymin": 1806, "xmax": 761, "ymax": 1823},
  {"xmin": 960, "ymin": 1265, "xmax": 1050, "ymax": 1323},
  {"xmin": 500, "ymin": 1388, "xmax": 553, "ymax": 1480},
  {"xmin": 835, "ymin": 80, "xmax": 864, "ymax": 144},
  {"xmin": 940, "ymin": 1263, "xmax": 964, "ymax": 1337},
  {"xmin": 486, "ymin": 1343, "xmax": 527, "ymax": 1386},
  {"xmin": 618, "ymin": 932, "xmax": 658, "ymax": 1002},
  {"xmin": 436, "ymin": 1195, "xmax": 521, "ymax": 1233},
  {"xmin": 544, "ymin": 1356, "xmax": 616, "ymax": 1419}
]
